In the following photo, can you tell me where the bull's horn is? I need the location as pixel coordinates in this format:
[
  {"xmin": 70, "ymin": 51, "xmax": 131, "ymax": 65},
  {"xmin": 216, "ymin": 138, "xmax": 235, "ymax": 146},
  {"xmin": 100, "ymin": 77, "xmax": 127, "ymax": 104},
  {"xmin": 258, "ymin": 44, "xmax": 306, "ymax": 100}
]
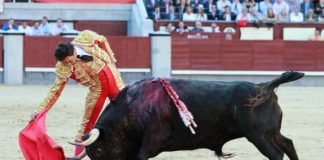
[{"xmin": 69, "ymin": 128, "xmax": 100, "ymax": 146}]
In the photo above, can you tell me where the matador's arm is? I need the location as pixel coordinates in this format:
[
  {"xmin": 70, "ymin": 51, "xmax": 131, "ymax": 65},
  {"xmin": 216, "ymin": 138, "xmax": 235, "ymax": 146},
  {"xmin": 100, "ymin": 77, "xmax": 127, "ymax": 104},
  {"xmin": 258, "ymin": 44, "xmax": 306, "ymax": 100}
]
[
  {"xmin": 93, "ymin": 34, "xmax": 117, "ymax": 63},
  {"xmin": 33, "ymin": 62, "xmax": 71, "ymax": 113}
]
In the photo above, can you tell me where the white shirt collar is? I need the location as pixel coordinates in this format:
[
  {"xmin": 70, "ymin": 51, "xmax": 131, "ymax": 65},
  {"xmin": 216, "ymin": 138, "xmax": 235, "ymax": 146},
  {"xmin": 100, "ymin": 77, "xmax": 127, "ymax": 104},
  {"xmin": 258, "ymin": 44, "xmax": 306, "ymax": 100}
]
[{"xmin": 74, "ymin": 46, "xmax": 90, "ymax": 56}]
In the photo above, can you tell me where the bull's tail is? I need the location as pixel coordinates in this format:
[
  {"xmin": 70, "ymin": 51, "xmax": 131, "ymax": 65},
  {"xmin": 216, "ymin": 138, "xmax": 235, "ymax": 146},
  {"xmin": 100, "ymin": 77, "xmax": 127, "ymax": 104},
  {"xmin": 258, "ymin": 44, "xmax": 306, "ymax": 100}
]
[
  {"xmin": 265, "ymin": 71, "xmax": 304, "ymax": 90},
  {"xmin": 244, "ymin": 71, "xmax": 304, "ymax": 107}
]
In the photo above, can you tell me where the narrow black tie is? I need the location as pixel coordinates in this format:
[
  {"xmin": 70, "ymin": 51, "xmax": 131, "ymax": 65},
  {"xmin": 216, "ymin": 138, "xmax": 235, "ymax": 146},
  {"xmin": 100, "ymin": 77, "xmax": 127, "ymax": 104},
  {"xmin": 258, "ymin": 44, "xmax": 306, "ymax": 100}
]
[{"xmin": 77, "ymin": 55, "xmax": 93, "ymax": 62}]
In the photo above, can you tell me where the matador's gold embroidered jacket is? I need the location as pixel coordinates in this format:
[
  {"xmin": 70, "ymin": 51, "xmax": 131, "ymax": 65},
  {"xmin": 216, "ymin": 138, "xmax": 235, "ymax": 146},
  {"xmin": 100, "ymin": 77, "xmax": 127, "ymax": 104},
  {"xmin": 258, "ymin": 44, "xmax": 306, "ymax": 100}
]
[{"xmin": 34, "ymin": 30, "xmax": 125, "ymax": 138}]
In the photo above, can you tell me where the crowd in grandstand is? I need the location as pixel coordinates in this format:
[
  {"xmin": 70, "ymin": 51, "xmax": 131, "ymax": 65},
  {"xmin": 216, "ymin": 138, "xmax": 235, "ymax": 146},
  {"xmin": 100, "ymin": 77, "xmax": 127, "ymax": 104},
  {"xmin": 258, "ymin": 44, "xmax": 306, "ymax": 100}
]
[
  {"xmin": 1, "ymin": 16, "xmax": 69, "ymax": 36},
  {"xmin": 145, "ymin": 0, "xmax": 324, "ymax": 22},
  {"xmin": 164, "ymin": 20, "xmax": 223, "ymax": 33}
]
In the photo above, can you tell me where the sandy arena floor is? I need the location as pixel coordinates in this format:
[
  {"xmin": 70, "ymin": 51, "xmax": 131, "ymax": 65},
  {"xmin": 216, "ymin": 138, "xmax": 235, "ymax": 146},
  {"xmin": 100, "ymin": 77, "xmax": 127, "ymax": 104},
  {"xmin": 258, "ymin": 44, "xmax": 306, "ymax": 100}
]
[{"xmin": 0, "ymin": 84, "xmax": 323, "ymax": 160}]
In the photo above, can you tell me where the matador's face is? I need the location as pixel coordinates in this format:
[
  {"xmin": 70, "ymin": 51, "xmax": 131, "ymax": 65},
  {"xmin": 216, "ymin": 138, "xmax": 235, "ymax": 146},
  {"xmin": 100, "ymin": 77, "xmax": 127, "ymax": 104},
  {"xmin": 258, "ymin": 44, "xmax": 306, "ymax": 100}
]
[{"xmin": 62, "ymin": 49, "xmax": 77, "ymax": 65}]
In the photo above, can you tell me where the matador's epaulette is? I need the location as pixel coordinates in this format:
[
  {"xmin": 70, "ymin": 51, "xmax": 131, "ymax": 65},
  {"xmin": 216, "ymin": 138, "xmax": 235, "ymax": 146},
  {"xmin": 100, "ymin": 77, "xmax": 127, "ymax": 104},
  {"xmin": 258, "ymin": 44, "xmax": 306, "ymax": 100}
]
[{"xmin": 72, "ymin": 30, "xmax": 95, "ymax": 46}]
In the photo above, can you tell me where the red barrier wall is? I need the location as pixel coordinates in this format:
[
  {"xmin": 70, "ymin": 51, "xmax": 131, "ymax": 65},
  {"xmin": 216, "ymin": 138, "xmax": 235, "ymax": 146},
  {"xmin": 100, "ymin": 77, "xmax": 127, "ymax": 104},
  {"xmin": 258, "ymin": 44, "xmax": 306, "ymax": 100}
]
[
  {"xmin": 108, "ymin": 37, "xmax": 151, "ymax": 68},
  {"xmin": 22, "ymin": 35, "xmax": 324, "ymax": 71},
  {"xmin": 74, "ymin": 21, "xmax": 127, "ymax": 36},
  {"xmin": 24, "ymin": 36, "xmax": 72, "ymax": 67},
  {"xmin": 23, "ymin": 36, "xmax": 150, "ymax": 68},
  {"xmin": 0, "ymin": 37, "xmax": 3, "ymax": 68},
  {"xmin": 172, "ymin": 34, "xmax": 324, "ymax": 71}
]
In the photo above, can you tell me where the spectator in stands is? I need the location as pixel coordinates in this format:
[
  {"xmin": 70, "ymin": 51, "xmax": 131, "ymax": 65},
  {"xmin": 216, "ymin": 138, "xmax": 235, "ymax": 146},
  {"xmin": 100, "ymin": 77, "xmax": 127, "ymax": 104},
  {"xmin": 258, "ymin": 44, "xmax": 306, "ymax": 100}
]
[
  {"xmin": 308, "ymin": 28, "xmax": 323, "ymax": 41},
  {"xmin": 204, "ymin": 0, "xmax": 216, "ymax": 13},
  {"xmin": 217, "ymin": 0, "xmax": 232, "ymax": 13},
  {"xmin": 305, "ymin": 8, "xmax": 318, "ymax": 22},
  {"xmin": 2, "ymin": 18, "xmax": 18, "ymax": 31},
  {"xmin": 176, "ymin": 0, "xmax": 189, "ymax": 18},
  {"xmin": 273, "ymin": 0, "xmax": 290, "ymax": 16},
  {"xmin": 18, "ymin": 21, "xmax": 32, "ymax": 36},
  {"xmin": 163, "ymin": 5, "xmax": 179, "ymax": 20},
  {"xmin": 190, "ymin": 0, "xmax": 202, "ymax": 13},
  {"xmin": 259, "ymin": 0, "xmax": 273, "ymax": 16},
  {"xmin": 161, "ymin": 0, "xmax": 173, "ymax": 14},
  {"xmin": 300, "ymin": 0, "xmax": 314, "ymax": 17},
  {"xmin": 31, "ymin": 21, "xmax": 42, "ymax": 36},
  {"xmin": 40, "ymin": 16, "xmax": 50, "ymax": 36},
  {"xmin": 152, "ymin": 5, "xmax": 162, "ymax": 21},
  {"xmin": 174, "ymin": 21, "xmax": 189, "ymax": 34},
  {"xmin": 145, "ymin": 0, "xmax": 160, "ymax": 18},
  {"xmin": 190, "ymin": 21, "xmax": 204, "ymax": 32},
  {"xmin": 318, "ymin": 8, "xmax": 324, "ymax": 21},
  {"xmin": 277, "ymin": 8, "xmax": 290, "ymax": 21},
  {"xmin": 236, "ymin": 7, "xmax": 252, "ymax": 22},
  {"xmin": 264, "ymin": 8, "xmax": 277, "ymax": 23},
  {"xmin": 242, "ymin": 0, "xmax": 258, "ymax": 13},
  {"xmin": 51, "ymin": 18, "xmax": 69, "ymax": 36},
  {"xmin": 196, "ymin": 4, "xmax": 208, "ymax": 21},
  {"xmin": 250, "ymin": 7, "xmax": 263, "ymax": 24},
  {"xmin": 208, "ymin": 5, "xmax": 220, "ymax": 20},
  {"xmin": 165, "ymin": 22, "xmax": 175, "ymax": 33},
  {"xmin": 290, "ymin": 7, "xmax": 304, "ymax": 22},
  {"xmin": 287, "ymin": 0, "xmax": 300, "ymax": 13},
  {"xmin": 210, "ymin": 22, "xmax": 221, "ymax": 32},
  {"xmin": 231, "ymin": 0, "xmax": 243, "ymax": 16},
  {"xmin": 183, "ymin": 6, "xmax": 197, "ymax": 21},
  {"xmin": 315, "ymin": 0, "xmax": 324, "ymax": 15},
  {"xmin": 176, "ymin": 0, "xmax": 188, "ymax": 20},
  {"xmin": 220, "ymin": 5, "xmax": 236, "ymax": 21}
]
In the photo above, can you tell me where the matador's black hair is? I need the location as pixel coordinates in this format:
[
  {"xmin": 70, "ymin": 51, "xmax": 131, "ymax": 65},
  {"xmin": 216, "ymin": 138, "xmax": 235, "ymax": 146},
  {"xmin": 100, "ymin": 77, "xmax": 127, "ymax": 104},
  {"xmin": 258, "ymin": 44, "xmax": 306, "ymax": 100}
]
[{"xmin": 54, "ymin": 42, "xmax": 74, "ymax": 61}]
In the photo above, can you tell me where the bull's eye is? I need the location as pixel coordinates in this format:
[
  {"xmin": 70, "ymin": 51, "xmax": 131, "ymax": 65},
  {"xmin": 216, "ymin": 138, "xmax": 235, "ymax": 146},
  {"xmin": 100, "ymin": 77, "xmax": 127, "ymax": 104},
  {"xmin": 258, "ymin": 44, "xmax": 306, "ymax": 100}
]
[{"xmin": 96, "ymin": 148, "xmax": 103, "ymax": 155}]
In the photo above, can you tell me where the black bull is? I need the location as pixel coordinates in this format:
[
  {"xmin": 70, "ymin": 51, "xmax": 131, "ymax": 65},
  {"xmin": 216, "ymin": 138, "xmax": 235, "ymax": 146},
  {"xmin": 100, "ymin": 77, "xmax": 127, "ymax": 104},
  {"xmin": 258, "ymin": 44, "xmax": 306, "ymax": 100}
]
[{"xmin": 76, "ymin": 71, "xmax": 304, "ymax": 160}]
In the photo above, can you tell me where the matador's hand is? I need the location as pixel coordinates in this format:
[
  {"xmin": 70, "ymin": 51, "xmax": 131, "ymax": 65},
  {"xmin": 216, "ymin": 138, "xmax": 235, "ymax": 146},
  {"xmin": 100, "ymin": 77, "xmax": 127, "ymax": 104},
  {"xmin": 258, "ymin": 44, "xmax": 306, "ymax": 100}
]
[{"xmin": 30, "ymin": 112, "xmax": 38, "ymax": 122}]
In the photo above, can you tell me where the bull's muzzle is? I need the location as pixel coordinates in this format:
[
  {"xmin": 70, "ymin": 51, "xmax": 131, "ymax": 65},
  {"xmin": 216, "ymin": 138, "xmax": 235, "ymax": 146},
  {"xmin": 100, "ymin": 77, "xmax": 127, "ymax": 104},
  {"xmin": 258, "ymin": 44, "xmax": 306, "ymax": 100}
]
[{"xmin": 69, "ymin": 128, "xmax": 100, "ymax": 146}]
